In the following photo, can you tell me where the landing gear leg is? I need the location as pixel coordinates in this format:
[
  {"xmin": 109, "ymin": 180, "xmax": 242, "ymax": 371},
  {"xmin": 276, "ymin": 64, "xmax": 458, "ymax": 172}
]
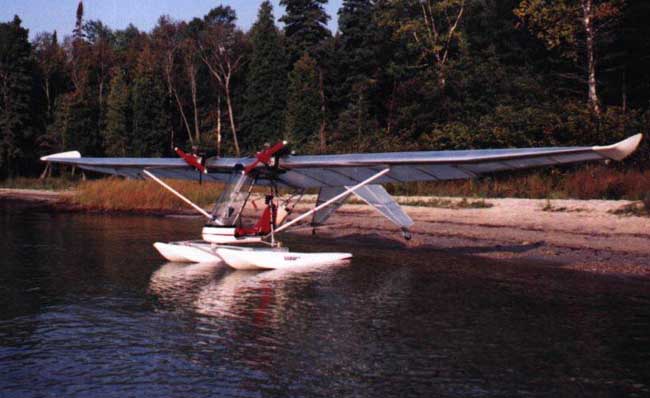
[{"xmin": 401, "ymin": 228, "xmax": 412, "ymax": 241}]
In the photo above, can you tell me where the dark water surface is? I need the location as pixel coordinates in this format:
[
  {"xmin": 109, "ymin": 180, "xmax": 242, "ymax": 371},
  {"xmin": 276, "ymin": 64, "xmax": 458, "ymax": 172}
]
[{"xmin": 1, "ymin": 200, "xmax": 649, "ymax": 397}]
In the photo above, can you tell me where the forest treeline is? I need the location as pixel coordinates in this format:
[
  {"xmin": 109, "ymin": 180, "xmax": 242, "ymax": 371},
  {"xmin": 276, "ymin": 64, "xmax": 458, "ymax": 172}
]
[{"xmin": 0, "ymin": 0, "xmax": 649, "ymax": 178}]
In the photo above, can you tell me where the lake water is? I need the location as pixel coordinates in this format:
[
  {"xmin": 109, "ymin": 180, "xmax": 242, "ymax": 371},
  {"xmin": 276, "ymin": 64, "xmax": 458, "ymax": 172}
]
[{"xmin": 1, "ymin": 200, "xmax": 649, "ymax": 397}]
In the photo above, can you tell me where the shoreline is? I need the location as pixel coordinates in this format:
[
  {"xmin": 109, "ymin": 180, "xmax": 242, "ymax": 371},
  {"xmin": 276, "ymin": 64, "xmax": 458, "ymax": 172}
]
[{"xmin": 2, "ymin": 188, "xmax": 649, "ymax": 278}]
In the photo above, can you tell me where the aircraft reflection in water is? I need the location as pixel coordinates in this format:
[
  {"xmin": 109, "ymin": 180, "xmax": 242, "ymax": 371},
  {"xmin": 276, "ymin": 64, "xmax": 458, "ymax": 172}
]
[
  {"xmin": 148, "ymin": 261, "xmax": 350, "ymax": 321},
  {"xmin": 148, "ymin": 262, "xmax": 225, "ymax": 308}
]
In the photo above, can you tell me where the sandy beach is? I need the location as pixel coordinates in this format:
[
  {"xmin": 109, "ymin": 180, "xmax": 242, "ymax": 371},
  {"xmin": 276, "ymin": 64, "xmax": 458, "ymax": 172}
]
[
  {"xmin": 298, "ymin": 197, "xmax": 650, "ymax": 278},
  {"xmin": 2, "ymin": 188, "xmax": 649, "ymax": 278}
]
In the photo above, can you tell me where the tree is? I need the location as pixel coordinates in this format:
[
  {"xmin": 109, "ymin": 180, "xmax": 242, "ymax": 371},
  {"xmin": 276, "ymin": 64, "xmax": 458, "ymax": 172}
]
[
  {"xmin": 152, "ymin": 16, "xmax": 182, "ymax": 151},
  {"xmin": 181, "ymin": 22, "xmax": 203, "ymax": 147},
  {"xmin": 70, "ymin": 1, "xmax": 88, "ymax": 93},
  {"xmin": 131, "ymin": 45, "xmax": 169, "ymax": 156},
  {"xmin": 337, "ymin": 0, "xmax": 379, "ymax": 94},
  {"xmin": 615, "ymin": 0, "xmax": 650, "ymax": 110},
  {"xmin": 103, "ymin": 67, "xmax": 130, "ymax": 156},
  {"xmin": 242, "ymin": 1, "xmax": 288, "ymax": 148},
  {"xmin": 33, "ymin": 31, "xmax": 66, "ymax": 119},
  {"xmin": 0, "ymin": 16, "xmax": 35, "ymax": 176},
  {"xmin": 280, "ymin": 0, "xmax": 331, "ymax": 64},
  {"xmin": 57, "ymin": 92, "xmax": 102, "ymax": 156},
  {"xmin": 515, "ymin": 0, "xmax": 624, "ymax": 115},
  {"xmin": 53, "ymin": 1, "xmax": 103, "ymax": 157},
  {"xmin": 113, "ymin": 24, "xmax": 145, "ymax": 73},
  {"xmin": 335, "ymin": 0, "xmax": 382, "ymax": 146},
  {"xmin": 84, "ymin": 20, "xmax": 115, "ymax": 116},
  {"xmin": 199, "ymin": 7, "xmax": 246, "ymax": 156},
  {"xmin": 280, "ymin": 0, "xmax": 333, "ymax": 152},
  {"xmin": 384, "ymin": 0, "xmax": 466, "ymax": 90},
  {"xmin": 285, "ymin": 53, "xmax": 321, "ymax": 147}
]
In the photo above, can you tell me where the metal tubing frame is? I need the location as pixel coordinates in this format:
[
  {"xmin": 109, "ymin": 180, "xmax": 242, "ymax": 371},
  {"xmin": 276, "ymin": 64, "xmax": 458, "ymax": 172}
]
[{"xmin": 269, "ymin": 167, "xmax": 390, "ymax": 236}]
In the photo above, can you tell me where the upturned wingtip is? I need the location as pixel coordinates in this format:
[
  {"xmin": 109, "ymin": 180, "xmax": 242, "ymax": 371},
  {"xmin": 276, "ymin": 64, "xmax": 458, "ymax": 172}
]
[
  {"xmin": 40, "ymin": 150, "xmax": 82, "ymax": 162},
  {"xmin": 593, "ymin": 133, "xmax": 643, "ymax": 161}
]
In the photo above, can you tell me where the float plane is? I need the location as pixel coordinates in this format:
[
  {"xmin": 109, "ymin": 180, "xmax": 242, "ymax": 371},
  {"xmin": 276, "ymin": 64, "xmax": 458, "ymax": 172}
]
[{"xmin": 42, "ymin": 134, "xmax": 643, "ymax": 270}]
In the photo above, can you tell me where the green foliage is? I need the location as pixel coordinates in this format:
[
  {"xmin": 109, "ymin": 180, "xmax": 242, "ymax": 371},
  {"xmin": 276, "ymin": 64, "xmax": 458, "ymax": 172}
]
[
  {"xmin": 337, "ymin": 0, "xmax": 378, "ymax": 94},
  {"xmin": 514, "ymin": 0, "xmax": 581, "ymax": 59},
  {"xmin": 241, "ymin": 1, "xmax": 288, "ymax": 149},
  {"xmin": 285, "ymin": 53, "xmax": 321, "ymax": 147},
  {"xmin": 1, "ymin": 0, "xmax": 650, "ymax": 179},
  {"xmin": 130, "ymin": 47, "xmax": 169, "ymax": 157},
  {"xmin": 0, "ymin": 16, "xmax": 35, "ymax": 177},
  {"xmin": 280, "ymin": 0, "xmax": 331, "ymax": 64},
  {"xmin": 514, "ymin": 0, "xmax": 623, "ymax": 60},
  {"xmin": 333, "ymin": 0, "xmax": 382, "ymax": 142},
  {"xmin": 33, "ymin": 31, "xmax": 67, "ymax": 121},
  {"xmin": 423, "ymin": 98, "xmax": 643, "ymax": 152},
  {"xmin": 103, "ymin": 68, "xmax": 131, "ymax": 156},
  {"xmin": 58, "ymin": 92, "xmax": 102, "ymax": 156}
]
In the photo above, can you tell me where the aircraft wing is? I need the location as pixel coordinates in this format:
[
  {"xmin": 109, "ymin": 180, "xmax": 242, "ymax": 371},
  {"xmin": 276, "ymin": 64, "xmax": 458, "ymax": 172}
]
[
  {"xmin": 40, "ymin": 151, "xmax": 233, "ymax": 182},
  {"xmin": 273, "ymin": 134, "xmax": 642, "ymax": 188},
  {"xmin": 41, "ymin": 134, "xmax": 643, "ymax": 187}
]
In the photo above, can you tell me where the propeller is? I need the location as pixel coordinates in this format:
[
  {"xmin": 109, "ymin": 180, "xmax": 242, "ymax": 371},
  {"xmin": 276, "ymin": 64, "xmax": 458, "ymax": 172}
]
[
  {"xmin": 175, "ymin": 147, "xmax": 207, "ymax": 184},
  {"xmin": 244, "ymin": 141, "xmax": 289, "ymax": 175}
]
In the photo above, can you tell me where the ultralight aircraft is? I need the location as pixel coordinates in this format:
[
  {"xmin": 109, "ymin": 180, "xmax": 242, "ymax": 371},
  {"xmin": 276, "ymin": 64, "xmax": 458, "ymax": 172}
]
[{"xmin": 41, "ymin": 134, "xmax": 643, "ymax": 269}]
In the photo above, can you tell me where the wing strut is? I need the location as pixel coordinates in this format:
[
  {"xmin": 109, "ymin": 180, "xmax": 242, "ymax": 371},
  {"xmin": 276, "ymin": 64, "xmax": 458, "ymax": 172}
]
[
  {"xmin": 270, "ymin": 168, "xmax": 390, "ymax": 236},
  {"xmin": 142, "ymin": 169, "xmax": 212, "ymax": 220},
  {"xmin": 352, "ymin": 185, "xmax": 414, "ymax": 239}
]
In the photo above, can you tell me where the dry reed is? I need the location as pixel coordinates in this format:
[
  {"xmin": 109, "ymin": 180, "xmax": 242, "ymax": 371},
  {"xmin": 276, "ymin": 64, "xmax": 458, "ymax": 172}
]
[{"xmin": 70, "ymin": 178, "xmax": 224, "ymax": 212}]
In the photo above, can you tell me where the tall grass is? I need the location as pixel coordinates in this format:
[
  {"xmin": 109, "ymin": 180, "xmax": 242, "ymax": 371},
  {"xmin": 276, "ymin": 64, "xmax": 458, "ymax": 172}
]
[
  {"xmin": 387, "ymin": 166, "xmax": 650, "ymax": 200},
  {"xmin": 4, "ymin": 165, "xmax": 650, "ymax": 212},
  {"xmin": 71, "ymin": 178, "xmax": 224, "ymax": 212},
  {"xmin": 0, "ymin": 176, "xmax": 79, "ymax": 190}
]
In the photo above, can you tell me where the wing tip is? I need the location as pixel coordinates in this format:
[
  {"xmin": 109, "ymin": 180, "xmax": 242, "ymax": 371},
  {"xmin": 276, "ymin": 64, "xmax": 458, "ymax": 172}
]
[
  {"xmin": 593, "ymin": 133, "xmax": 643, "ymax": 161},
  {"xmin": 40, "ymin": 150, "xmax": 82, "ymax": 162}
]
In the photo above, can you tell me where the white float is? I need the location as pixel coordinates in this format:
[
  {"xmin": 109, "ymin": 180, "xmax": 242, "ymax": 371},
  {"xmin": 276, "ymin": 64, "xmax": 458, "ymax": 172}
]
[{"xmin": 153, "ymin": 241, "xmax": 351, "ymax": 270}]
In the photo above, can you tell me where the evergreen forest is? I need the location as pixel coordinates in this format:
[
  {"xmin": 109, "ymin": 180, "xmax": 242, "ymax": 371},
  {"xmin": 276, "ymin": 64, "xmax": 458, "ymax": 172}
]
[{"xmin": 1, "ymin": 0, "xmax": 649, "ymax": 179}]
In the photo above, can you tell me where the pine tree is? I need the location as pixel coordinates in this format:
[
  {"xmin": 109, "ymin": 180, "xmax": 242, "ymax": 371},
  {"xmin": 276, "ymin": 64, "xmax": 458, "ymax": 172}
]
[
  {"xmin": 335, "ymin": 0, "xmax": 380, "ymax": 141},
  {"xmin": 73, "ymin": 1, "xmax": 84, "ymax": 40},
  {"xmin": 285, "ymin": 53, "xmax": 321, "ymax": 147},
  {"xmin": 58, "ymin": 92, "xmax": 102, "ymax": 156},
  {"xmin": 103, "ymin": 68, "xmax": 130, "ymax": 156},
  {"xmin": 70, "ymin": 1, "xmax": 87, "ymax": 92},
  {"xmin": 280, "ymin": 0, "xmax": 331, "ymax": 64},
  {"xmin": 51, "ymin": 0, "xmax": 104, "ymax": 157},
  {"xmin": 0, "ymin": 16, "xmax": 35, "ymax": 177},
  {"xmin": 242, "ymin": 1, "xmax": 288, "ymax": 148},
  {"xmin": 337, "ymin": 0, "xmax": 377, "ymax": 92},
  {"xmin": 131, "ymin": 46, "xmax": 169, "ymax": 156}
]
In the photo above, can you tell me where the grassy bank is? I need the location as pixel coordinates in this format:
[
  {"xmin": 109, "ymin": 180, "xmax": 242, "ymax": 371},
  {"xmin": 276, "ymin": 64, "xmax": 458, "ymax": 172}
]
[
  {"xmin": 0, "ymin": 176, "xmax": 79, "ymax": 191},
  {"xmin": 71, "ymin": 178, "xmax": 224, "ymax": 212},
  {"xmin": 388, "ymin": 166, "xmax": 650, "ymax": 201},
  {"xmin": 2, "ymin": 165, "xmax": 649, "ymax": 212}
]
